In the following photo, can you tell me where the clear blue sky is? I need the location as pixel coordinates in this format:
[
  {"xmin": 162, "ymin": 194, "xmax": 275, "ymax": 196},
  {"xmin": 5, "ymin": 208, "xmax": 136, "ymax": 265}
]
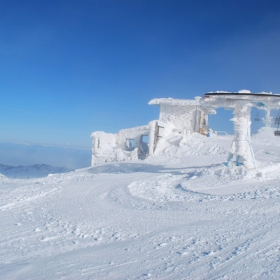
[{"xmin": 1, "ymin": 0, "xmax": 280, "ymax": 149}]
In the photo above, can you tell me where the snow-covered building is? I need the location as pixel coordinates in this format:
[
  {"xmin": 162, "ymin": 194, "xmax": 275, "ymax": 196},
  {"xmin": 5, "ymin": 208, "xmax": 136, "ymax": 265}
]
[
  {"xmin": 91, "ymin": 91, "xmax": 280, "ymax": 168},
  {"xmin": 91, "ymin": 126, "xmax": 150, "ymax": 165},
  {"xmin": 91, "ymin": 97, "xmax": 214, "ymax": 165},
  {"xmin": 147, "ymin": 97, "xmax": 214, "ymax": 156},
  {"xmin": 148, "ymin": 97, "xmax": 211, "ymax": 135},
  {"xmin": 201, "ymin": 91, "xmax": 280, "ymax": 169}
]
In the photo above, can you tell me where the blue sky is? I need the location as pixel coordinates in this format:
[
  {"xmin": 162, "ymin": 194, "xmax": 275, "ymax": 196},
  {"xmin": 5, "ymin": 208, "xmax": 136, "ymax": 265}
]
[{"xmin": 1, "ymin": 0, "xmax": 280, "ymax": 150}]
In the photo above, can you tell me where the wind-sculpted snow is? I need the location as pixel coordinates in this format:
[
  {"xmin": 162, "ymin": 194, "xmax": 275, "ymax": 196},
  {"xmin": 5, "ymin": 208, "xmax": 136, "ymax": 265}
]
[{"xmin": 1, "ymin": 132, "xmax": 280, "ymax": 279}]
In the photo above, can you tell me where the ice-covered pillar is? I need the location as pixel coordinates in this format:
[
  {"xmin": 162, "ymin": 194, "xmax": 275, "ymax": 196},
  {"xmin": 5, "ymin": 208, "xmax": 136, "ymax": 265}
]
[
  {"xmin": 228, "ymin": 103, "xmax": 256, "ymax": 169},
  {"xmin": 135, "ymin": 135, "xmax": 141, "ymax": 149},
  {"xmin": 148, "ymin": 120, "xmax": 157, "ymax": 156}
]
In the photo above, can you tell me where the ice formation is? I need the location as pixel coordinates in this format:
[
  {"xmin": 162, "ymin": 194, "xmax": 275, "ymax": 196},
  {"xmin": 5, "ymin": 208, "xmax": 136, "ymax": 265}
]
[
  {"xmin": 148, "ymin": 97, "xmax": 214, "ymax": 135},
  {"xmin": 201, "ymin": 91, "xmax": 280, "ymax": 169},
  {"xmin": 91, "ymin": 91, "xmax": 280, "ymax": 169},
  {"xmin": 91, "ymin": 97, "xmax": 214, "ymax": 165},
  {"xmin": 90, "ymin": 127, "xmax": 150, "ymax": 165}
]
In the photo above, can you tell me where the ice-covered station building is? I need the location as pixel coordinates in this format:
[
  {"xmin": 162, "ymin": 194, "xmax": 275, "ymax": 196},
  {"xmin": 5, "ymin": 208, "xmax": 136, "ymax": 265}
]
[
  {"xmin": 201, "ymin": 91, "xmax": 280, "ymax": 169},
  {"xmin": 91, "ymin": 90, "xmax": 280, "ymax": 169},
  {"xmin": 90, "ymin": 97, "xmax": 214, "ymax": 165}
]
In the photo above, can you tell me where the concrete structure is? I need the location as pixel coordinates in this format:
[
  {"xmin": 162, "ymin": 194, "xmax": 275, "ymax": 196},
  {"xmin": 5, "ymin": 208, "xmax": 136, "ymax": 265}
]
[
  {"xmin": 148, "ymin": 97, "xmax": 213, "ymax": 135},
  {"xmin": 90, "ymin": 97, "xmax": 213, "ymax": 165},
  {"xmin": 200, "ymin": 92, "xmax": 280, "ymax": 169}
]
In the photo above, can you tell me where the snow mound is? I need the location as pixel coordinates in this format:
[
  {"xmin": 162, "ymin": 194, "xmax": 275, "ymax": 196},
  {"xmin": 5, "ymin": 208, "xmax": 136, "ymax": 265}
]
[{"xmin": 0, "ymin": 164, "xmax": 72, "ymax": 179}]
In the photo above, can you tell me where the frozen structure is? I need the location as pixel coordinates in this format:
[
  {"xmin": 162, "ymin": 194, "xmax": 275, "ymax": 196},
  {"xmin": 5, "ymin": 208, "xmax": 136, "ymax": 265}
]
[
  {"xmin": 148, "ymin": 97, "xmax": 211, "ymax": 134},
  {"xmin": 91, "ymin": 97, "xmax": 213, "ymax": 165},
  {"xmin": 201, "ymin": 91, "xmax": 280, "ymax": 169},
  {"xmin": 91, "ymin": 91, "xmax": 280, "ymax": 168},
  {"xmin": 147, "ymin": 97, "xmax": 215, "ymax": 154},
  {"xmin": 90, "ymin": 126, "xmax": 150, "ymax": 165}
]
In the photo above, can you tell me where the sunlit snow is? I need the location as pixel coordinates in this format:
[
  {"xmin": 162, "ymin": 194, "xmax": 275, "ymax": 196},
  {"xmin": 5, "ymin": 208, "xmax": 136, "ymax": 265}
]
[{"xmin": 1, "ymin": 127, "xmax": 280, "ymax": 279}]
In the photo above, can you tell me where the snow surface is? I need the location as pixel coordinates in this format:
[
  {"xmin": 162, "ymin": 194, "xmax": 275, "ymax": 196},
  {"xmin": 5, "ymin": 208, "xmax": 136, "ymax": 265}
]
[{"xmin": 1, "ymin": 128, "xmax": 280, "ymax": 279}]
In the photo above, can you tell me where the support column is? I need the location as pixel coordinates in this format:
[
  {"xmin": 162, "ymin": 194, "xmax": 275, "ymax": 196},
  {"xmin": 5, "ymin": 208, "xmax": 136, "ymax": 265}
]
[
  {"xmin": 227, "ymin": 103, "xmax": 256, "ymax": 169},
  {"xmin": 148, "ymin": 121, "xmax": 157, "ymax": 156}
]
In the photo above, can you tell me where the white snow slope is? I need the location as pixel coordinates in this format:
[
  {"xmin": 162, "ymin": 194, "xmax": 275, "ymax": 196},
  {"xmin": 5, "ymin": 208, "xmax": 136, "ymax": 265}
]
[{"xmin": 1, "ymin": 127, "xmax": 280, "ymax": 279}]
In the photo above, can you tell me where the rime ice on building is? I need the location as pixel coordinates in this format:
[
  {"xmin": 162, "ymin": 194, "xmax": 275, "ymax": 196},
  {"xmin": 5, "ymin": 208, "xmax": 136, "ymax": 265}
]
[
  {"xmin": 91, "ymin": 90, "xmax": 280, "ymax": 169},
  {"xmin": 147, "ymin": 97, "xmax": 214, "ymax": 155},
  {"xmin": 201, "ymin": 91, "xmax": 280, "ymax": 169},
  {"xmin": 90, "ymin": 126, "xmax": 150, "ymax": 166},
  {"xmin": 90, "ymin": 97, "xmax": 214, "ymax": 165},
  {"xmin": 148, "ymin": 97, "xmax": 211, "ymax": 135}
]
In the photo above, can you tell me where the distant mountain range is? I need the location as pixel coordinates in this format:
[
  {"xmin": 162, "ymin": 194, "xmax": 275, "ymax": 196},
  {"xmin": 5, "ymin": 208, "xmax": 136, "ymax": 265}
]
[
  {"xmin": 0, "ymin": 142, "xmax": 91, "ymax": 170},
  {"xmin": 0, "ymin": 164, "xmax": 72, "ymax": 179}
]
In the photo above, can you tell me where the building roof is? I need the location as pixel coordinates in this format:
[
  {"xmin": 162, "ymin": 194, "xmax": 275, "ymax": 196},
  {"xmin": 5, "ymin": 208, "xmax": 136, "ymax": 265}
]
[
  {"xmin": 201, "ymin": 92, "xmax": 280, "ymax": 110},
  {"xmin": 148, "ymin": 97, "xmax": 201, "ymax": 106}
]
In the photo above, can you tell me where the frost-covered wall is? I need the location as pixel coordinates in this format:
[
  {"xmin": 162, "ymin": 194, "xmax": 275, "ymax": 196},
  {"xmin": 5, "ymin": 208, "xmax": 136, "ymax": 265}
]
[
  {"xmin": 91, "ymin": 96, "xmax": 214, "ymax": 166},
  {"xmin": 91, "ymin": 131, "xmax": 116, "ymax": 165},
  {"xmin": 159, "ymin": 104, "xmax": 195, "ymax": 129},
  {"xmin": 148, "ymin": 97, "xmax": 211, "ymax": 135},
  {"xmin": 91, "ymin": 126, "xmax": 150, "ymax": 165},
  {"xmin": 116, "ymin": 125, "xmax": 150, "ymax": 150}
]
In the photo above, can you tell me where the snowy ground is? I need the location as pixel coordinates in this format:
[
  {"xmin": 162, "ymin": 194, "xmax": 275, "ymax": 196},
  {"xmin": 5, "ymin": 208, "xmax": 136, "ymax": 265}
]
[{"xmin": 1, "ymin": 127, "xmax": 280, "ymax": 279}]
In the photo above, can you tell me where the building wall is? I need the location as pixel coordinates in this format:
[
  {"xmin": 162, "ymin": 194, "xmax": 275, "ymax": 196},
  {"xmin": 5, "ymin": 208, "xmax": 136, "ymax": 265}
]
[
  {"xmin": 91, "ymin": 98, "xmax": 211, "ymax": 165},
  {"xmin": 159, "ymin": 104, "xmax": 202, "ymax": 132},
  {"xmin": 90, "ymin": 126, "xmax": 150, "ymax": 165}
]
